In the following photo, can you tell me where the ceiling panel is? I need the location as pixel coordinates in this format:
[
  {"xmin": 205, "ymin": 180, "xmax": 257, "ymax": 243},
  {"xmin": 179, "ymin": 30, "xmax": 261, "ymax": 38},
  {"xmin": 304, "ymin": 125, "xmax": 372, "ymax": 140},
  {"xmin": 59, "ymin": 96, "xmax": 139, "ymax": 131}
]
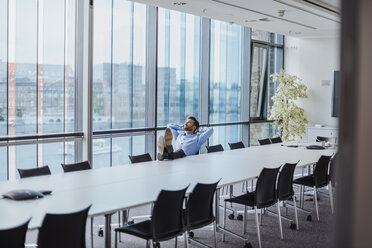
[{"xmin": 132, "ymin": 0, "xmax": 340, "ymax": 37}]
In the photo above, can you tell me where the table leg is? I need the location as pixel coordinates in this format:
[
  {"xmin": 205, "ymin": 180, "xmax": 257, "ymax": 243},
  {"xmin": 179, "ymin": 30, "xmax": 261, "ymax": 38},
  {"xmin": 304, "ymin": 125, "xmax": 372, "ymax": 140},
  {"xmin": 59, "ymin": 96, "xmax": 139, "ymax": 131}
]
[{"xmin": 105, "ymin": 213, "xmax": 114, "ymax": 248}]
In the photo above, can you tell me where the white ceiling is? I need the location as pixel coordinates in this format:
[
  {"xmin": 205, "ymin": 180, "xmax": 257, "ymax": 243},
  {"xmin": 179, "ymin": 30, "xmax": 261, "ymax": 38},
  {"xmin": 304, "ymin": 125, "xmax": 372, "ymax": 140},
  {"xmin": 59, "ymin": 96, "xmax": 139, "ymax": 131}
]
[{"xmin": 132, "ymin": 0, "xmax": 341, "ymax": 38}]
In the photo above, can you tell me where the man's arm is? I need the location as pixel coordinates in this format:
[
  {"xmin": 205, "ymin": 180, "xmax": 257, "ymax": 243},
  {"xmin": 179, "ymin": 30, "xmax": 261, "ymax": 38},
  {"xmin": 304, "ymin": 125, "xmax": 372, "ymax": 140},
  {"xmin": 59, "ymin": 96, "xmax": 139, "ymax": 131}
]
[
  {"xmin": 196, "ymin": 126, "xmax": 214, "ymax": 148},
  {"xmin": 166, "ymin": 123, "xmax": 183, "ymax": 141}
]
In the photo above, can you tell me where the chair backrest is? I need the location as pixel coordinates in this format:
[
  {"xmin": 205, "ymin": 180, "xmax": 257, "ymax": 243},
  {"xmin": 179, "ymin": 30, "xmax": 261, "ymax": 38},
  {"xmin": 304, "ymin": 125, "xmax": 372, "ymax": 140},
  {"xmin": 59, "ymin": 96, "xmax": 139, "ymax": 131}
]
[
  {"xmin": 314, "ymin": 155, "xmax": 333, "ymax": 187},
  {"xmin": 277, "ymin": 162, "xmax": 298, "ymax": 201},
  {"xmin": 151, "ymin": 187, "xmax": 188, "ymax": 240},
  {"xmin": 316, "ymin": 136, "xmax": 337, "ymax": 143},
  {"xmin": 129, "ymin": 153, "xmax": 152, "ymax": 164},
  {"xmin": 206, "ymin": 144, "xmax": 224, "ymax": 153},
  {"xmin": 228, "ymin": 141, "xmax": 245, "ymax": 150},
  {"xmin": 186, "ymin": 180, "xmax": 219, "ymax": 228},
  {"xmin": 329, "ymin": 153, "xmax": 337, "ymax": 184},
  {"xmin": 258, "ymin": 138, "xmax": 271, "ymax": 145},
  {"xmin": 0, "ymin": 219, "xmax": 30, "ymax": 248},
  {"xmin": 61, "ymin": 161, "xmax": 91, "ymax": 173},
  {"xmin": 18, "ymin": 166, "xmax": 51, "ymax": 178},
  {"xmin": 270, "ymin": 136, "xmax": 282, "ymax": 144},
  {"xmin": 37, "ymin": 206, "xmax": 91, "ymax": 248},
  {"xmin": 255, "ymin": 167, "xmax": 280, "ymax": 208}
]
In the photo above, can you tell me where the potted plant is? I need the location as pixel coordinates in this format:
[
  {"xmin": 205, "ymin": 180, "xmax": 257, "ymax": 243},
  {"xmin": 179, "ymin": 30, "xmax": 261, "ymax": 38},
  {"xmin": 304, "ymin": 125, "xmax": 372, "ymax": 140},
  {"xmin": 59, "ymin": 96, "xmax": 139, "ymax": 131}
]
[{"xmin": 269, "ymin": 69, "xmax": 308, "ymax": 141}]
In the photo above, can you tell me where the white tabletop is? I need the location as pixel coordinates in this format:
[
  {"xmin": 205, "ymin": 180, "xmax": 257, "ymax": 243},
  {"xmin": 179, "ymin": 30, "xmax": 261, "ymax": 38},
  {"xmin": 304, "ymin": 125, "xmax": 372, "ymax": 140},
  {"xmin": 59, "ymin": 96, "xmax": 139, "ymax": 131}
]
[{"xmin": 0, "ymin": 144, "xmax": 334, "ymax": 229}]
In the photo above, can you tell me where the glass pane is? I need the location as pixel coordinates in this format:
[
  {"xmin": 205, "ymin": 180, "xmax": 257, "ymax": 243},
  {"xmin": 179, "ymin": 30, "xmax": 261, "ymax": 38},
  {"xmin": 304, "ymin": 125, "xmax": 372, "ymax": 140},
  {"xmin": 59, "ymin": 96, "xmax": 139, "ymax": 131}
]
[
  {"xmin": 132, "ymin": 135, "xmax": 146, "ymax": 158},
  {"xmin": 16, "ymin": 144, "xmax": 37, "ymax": 179},
  {"xmin": 0, "ymin": 147, "xmax": 7, "ymax": 181},
  {"xmin": 65, "ymin": 141, "xmax": 76, "ymax": 164},
  {"xmin": 0, "ymin": 0, "xmax": 6, "ymax": 136},
  {"xmin": 210, "ymin": 20, "xmax": 242, "ymax": 124},
  {"xmin": 249, "ymin": 123, "xmax": 275, "ymax": 146},
  {"xmin": 93, "ymin": 135, "xmax": 149, "ymax": 167},
  {"xmin": 111, "ymin": 137, "xmax": 130, "ymax": 166},
  {"xmin": 43, "ymin": 142, "xmax": 64, "ymax": 174},
  {"xmin": 93, "ymin": 0, "xmax": 112, "ymax": 131},
  {"xmin": 15, "ymin": 0, "xmax": 38, "ymax": 135},
  {"xmin": 111, "ymin": 1, "xmax": 147, "ymax": 129},
  {"xmin": 268, "ymin": 47, "xmax": 283, "ymax": 117},
  {"xmin": 42, "ymin": 0, "xmax": 65, "ymax": 134},
  {"xmin": 157, "ymin": 9, "xmax": 200, "ymax": 126},
  {"xmin": 208, "ymin": 125, "xmax": 243, "ymax": 151},
  {"xmin": 251, "ymin": 30, "xmax": 271, "ymax": 42},
  {"xmin": 250, "ymin": 45, "xmax": 268, "ymax": 119},
  {"xmin": 92, "ymin": 138, "xmax": 111, "ymax": 169}
]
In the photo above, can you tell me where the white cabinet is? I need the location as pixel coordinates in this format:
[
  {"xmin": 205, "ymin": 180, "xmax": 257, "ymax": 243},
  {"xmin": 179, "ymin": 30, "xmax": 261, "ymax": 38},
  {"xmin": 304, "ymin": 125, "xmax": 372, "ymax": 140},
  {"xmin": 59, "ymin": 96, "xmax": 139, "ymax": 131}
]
[{"xmin": 306, "ymin": 126, "xmax": 338, "ymax": 143}]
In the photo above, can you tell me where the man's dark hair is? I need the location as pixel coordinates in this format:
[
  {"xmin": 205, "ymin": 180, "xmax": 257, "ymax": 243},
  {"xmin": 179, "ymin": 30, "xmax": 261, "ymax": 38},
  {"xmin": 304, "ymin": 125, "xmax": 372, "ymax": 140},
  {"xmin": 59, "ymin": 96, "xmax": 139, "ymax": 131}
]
[{"xmin": 187, "ymin": 116, "xmax": 200, "ymax": 130}]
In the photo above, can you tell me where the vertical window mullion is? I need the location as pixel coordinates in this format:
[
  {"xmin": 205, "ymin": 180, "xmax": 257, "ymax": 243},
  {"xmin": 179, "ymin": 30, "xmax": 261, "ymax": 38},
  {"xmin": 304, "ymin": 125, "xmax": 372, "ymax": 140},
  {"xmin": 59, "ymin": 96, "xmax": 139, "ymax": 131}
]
[{"xmin": 129, "ymin": 2, "xmax": 134, "ymax": 155}]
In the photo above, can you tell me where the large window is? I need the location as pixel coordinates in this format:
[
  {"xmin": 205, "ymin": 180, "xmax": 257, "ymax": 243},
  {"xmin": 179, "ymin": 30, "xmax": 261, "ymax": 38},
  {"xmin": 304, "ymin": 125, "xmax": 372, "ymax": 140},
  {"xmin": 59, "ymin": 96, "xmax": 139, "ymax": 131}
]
[
  {"xmin": 210, "ymin": 20, "xmax": 242, "ymax": 124},
  {"xmin": 1, "ymin": 1, "xmax": 285, "ymax": 181},
  {"xmin": 209, "ymin": 20, "xmax": 243, "ymax": 147},
  {"xmin": 250, "ymin": 30, "xmax": 284, "ymax": 121},
  {"xmin": 93, "ymin": 0, "xmax": 147, "ymax": 167},
  {"xmin": 0, "ymin": 0, "xmax": 77, "ymax": 179},
  {"xmin": 157, "ymin": 9, "xmax": 201, "ymax": 126}
]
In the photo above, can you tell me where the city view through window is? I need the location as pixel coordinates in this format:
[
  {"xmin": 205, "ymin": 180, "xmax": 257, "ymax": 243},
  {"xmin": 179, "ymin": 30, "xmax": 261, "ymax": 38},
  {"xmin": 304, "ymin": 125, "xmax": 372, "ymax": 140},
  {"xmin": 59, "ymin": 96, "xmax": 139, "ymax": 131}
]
[{"xmin": 0, "ymin": 0, "xmax": 283, "ymax": 181}]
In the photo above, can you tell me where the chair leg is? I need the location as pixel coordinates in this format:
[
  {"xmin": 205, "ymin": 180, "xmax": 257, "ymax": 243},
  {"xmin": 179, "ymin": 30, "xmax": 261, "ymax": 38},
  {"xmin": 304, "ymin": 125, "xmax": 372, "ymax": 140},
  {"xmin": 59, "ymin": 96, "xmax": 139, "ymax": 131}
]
[
  {"xmin": 223, "ymin": 201, "xmax": 227, "ymax": 241},
  {"xmin": 118, "ymin": 211, "xmax": 121, "ymax": 243},
  {"xmin": 149, "ymin": 239, "xmax": 154, "ymax": 248},
  {"xmin": 243, "ymin": 205, "xmax": 247, "ymax": 234},
  {"xmin": 213, "ymin": 220, "xmax": 218, "ymax": 248},
  {"xmin": 115, "ymin": 231, "xmax": 118, "ymax": 248},
  {"xmin": 254, "ymin": 207, "xmax": 262, "ymax": 248},
  {"xmin": 314, "ymin": 186, "xmax": 320, "ymax": 221},
  {"xmin": 277, "ymin": 200, "xmax": 283, "ymax": 240},
  {"xmin": 91, "ymin": 217, "xmax": 94, "ymax": 248},
  {"xmin": 301, "ymin": 185, "xmax": 305, "ymax": 208},
  {"xmin": 293, "ymin": 196, "xmax": 299, "ymax": 230},
  {"xmin": 184, "ymin": 231, "xmax": 189, "ymax": 248},
  {"xmin": 329, "ymin": 183, "xmax": 334, "ymax": 214},
  {"xmin": 260, "ymin": 208, "xmax": 263, "ymax": 226}
]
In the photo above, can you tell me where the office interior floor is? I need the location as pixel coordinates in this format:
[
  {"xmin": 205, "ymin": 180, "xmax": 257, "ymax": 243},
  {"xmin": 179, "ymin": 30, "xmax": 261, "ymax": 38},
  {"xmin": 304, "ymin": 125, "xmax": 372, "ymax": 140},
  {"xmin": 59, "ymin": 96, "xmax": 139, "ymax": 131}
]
[{"xmin": 25, "ymin": 182, "xmax": 334, "ymax": 248}]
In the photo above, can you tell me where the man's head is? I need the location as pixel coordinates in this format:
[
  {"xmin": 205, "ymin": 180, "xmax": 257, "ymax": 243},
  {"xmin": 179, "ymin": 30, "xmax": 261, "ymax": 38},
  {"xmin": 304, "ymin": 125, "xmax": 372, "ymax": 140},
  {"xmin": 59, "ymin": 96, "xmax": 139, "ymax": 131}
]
[{"xmin": 183, "ymin": 116, "xmax": 200, "ymax": 134}]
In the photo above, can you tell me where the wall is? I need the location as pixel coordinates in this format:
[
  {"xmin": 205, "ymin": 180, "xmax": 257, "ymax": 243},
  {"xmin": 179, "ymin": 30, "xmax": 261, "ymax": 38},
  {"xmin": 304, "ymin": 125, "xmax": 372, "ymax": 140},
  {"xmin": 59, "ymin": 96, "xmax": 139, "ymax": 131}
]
[{"xmin": 284, "ymin": 36, "xmax": 340, "ymax": 127}]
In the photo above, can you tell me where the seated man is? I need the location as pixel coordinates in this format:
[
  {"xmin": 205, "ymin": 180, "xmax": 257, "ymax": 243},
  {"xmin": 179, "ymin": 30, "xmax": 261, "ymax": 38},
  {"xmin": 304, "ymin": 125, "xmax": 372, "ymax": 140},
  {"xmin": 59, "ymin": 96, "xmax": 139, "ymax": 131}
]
[{"xmin": 158, "ymin": 116, "xmax": 214, "ymax": 160}]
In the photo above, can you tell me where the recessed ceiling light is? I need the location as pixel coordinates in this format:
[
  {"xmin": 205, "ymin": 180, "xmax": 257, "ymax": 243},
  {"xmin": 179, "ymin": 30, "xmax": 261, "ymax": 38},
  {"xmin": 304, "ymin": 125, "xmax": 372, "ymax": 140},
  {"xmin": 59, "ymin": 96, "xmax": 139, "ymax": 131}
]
[
  {"xmin": 258, "ymin": 18, "xmax": 271, "ymax": 22},
  {"xmin": 245, "ymin": 19, "xmax": 257, "ymax": 22},
  {"xmin": 173, "ymin": 2, "xmax": 187, "ymax": 6}
]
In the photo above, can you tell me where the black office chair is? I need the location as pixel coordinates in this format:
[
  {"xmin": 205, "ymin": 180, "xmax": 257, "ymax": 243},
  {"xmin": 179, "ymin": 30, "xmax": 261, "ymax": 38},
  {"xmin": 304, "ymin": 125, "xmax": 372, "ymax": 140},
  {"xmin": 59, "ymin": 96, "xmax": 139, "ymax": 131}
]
[
  {"xmin": 185, "ymin": 181, "xmax": 220, "ymax": 247},
  {"xmin": 293, "ymin": 155, "xmax": 333, "ymax": 220},
  {"xmin": 228, "ymin": 141, "xmax": 245, "ymax": 150},
  {"xmin": 0, "ymin": 219, "xmax": 30, "ymax": 248},
  {"xmin": 270, "ymin": 136, "xmax": 282, "ymax": 144},
  {"xmin": 224, "ymin": 167, "xmax": 281, "ymax": 248},
  {"xmin": 206, "ymin": 144, "xmax": 224, "ymax": 153},
  {"xmin": 316, "ymin": 136, "xmax": 336, "ymax": 143},
  {"xmin": 61, "ymin": 161, "xmax": 91, "ymax": 173},
  {"xmin": 329, "ymin": 153, "xmax": 337, "ymax": 186},
  {"xmin": 129, "ymin": 153, "xmax": 152, "ymax": 164},
  {"xmin": 258, "ymin": 138, "xmax": 271, "ymax": 145},
  {"xmin": 37, "ymin": 206, "xmax": 91, "ymax": 248},
  {"xmin": 18, "ymin": 165, "xmax": 51, "ymax": 178},
  {"xmin": 276, "ymin": 162, "xmax": 299, "ymax": 232},
  {"xmin": 127, "ymin": 153, "xmax": 153, "ymax": 225},
  {"xmin": 114, "ymin": 187, "xmax": 189, "ymax": 248},
  {"xmin": 61, "ymin": 161, "xmax": 93, "ymax": 246}
]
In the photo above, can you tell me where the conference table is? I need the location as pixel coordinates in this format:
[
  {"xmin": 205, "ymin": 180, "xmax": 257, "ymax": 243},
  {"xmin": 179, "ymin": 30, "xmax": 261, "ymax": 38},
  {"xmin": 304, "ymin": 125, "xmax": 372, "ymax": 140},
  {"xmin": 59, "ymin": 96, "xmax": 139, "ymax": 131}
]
[{"xmin": 0, "ymin": 143, "xmax": 334, "ymax": 247}]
